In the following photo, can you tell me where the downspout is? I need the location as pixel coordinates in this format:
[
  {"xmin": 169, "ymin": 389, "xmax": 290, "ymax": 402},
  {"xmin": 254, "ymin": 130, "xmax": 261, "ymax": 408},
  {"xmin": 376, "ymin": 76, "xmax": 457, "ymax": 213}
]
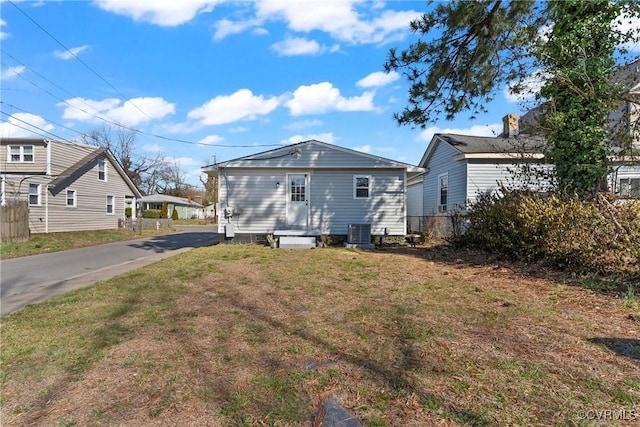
[
  {"xmin": 45, "ymin": 140, "xmax": 52, "ymax": 233},
  {"xmin": 403, "ymin": 171, "xmax": 407, "ymax": 235},
  {"xmin": 1, "ymin": 175, "xmax": 5, "ymax": 206}
]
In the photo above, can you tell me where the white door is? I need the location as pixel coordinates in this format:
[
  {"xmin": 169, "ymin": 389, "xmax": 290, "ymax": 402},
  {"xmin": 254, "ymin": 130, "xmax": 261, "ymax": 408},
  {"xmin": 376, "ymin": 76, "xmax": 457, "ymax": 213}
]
[{"xmin": 287, "ymin": 173, "xmax": 308, "ymax": 227}]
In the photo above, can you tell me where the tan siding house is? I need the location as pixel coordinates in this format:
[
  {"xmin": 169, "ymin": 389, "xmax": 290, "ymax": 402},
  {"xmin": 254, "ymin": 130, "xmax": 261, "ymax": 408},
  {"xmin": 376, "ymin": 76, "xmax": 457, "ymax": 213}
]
[{"xmin": 1, "ymin": 137, "xmax": 142, "ymax": 233}]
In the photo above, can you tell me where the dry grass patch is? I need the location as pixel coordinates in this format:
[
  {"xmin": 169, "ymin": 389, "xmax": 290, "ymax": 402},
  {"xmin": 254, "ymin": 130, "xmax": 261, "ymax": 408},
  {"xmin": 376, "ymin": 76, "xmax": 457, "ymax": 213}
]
[{"xmin": 1, "ymin": 244, "xmax": 639, "ymax": 426}]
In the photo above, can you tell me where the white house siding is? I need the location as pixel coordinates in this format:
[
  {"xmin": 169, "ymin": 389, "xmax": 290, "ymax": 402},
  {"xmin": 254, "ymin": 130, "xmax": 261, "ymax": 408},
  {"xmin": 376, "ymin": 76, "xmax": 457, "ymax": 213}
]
[
  {"xmin": 406, "ymin": 177, "xmax": 423, "ymax": 232},
  {"xmin": 422, "ymin": 142, "xmax": 467, "ymax": 215},
  {"xmin": 224, "ymin": 141, "xmax": 410, "ymax": 170},
  {"xmin": 310, "ymin": 170, "xmax": 406, "ymax": 236},
  {"xmin": 609, "ymin": 165, "xmax": 640, "ymax": 194},
  {"xmin": 218, "ymin": 168, "xmax": 407, "ymax": 236},
  {"xmin": 218, "ymin": 169, "xmax": 288, "ymax": 234}
]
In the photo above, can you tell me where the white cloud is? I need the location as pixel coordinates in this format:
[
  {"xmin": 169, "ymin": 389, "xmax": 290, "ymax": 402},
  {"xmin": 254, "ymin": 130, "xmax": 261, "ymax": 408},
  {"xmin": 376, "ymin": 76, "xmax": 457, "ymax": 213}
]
[
  {"xmin": 0, "ymin": 19, "xmax": 9, "ymax": 40},
  {"xmin": 616, "ymin": 11, "xmax": 640, "ymax": 52},
  {"xmin": 53, "ymin": 45, "xmax": 90, "ymax": 60},
  {"xmin": 271, "ymin": 36, "xmax": 339, "ymax": 56},
  {"xmin": 215, "ymin": 1, "xmax": 420, "ymax": 45},
  {"xmin": 0, "ymin": 113, "xmax": 54, "ymax": 138},
  {"xmin": 286, "ymin": 82, "xmax": 375, "ymax": 116},
  {"xmin": 353, "ymin": 144, "xmax": 371, "ymax": 153},
  {"xmin": 94, "ymin": 0, "xmax": 220, "ymax": 26},
  {"xmin": 142, "ymin": 143, "xmax": 164, "ymax": 153},
  {"xmin": 284, "ymin": 119, "xmax": 323, "ymax": 131},
  {"xmin": 0, "ymin": 65, "xmax": 25, "ymax": 81},
  {"xmin": 417, "ymin": 123, "xmax": 503, "ymax": 142},
  {"xmin": 188, "ymin": 89, "xmax": 280, "ymax": 126},
  {"xmin": 197, "ymin": 134, "xmax": 224, "ymax": 146},
  {"xmin": 357, "ymin": 70, "xmax": 399, "ymax": 88},
  {"xmin": 58, "ymin": 96, "xmax": 175, "ymax": 127},
  {"xmin": 281, "ymin": 132, "xmax": 335, "ymax": 145},
  {"xmin": 504, "ymin": 69, "xmax": 548, "ymax": 104},
  {"xmin": 213, "ymin": 18, "xmax": 257, "ymax": 41}
]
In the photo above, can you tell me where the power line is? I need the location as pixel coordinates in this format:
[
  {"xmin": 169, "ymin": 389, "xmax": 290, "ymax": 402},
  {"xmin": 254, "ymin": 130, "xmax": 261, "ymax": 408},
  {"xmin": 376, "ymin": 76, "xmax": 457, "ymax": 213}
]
[
  {"xmin": 7, "ymin": 0, "xmax": 161, "ymax": 127},
  {"xmin": 1, "ymin": 55, "xmax": 282, "ymax": 148},
  {"xmin": 0, "ymin": 110, "xmax": 71, "ymax": 141},
  {"xmin": 6, "ymin": 1, "xmax": 282, "ymax": 150}
]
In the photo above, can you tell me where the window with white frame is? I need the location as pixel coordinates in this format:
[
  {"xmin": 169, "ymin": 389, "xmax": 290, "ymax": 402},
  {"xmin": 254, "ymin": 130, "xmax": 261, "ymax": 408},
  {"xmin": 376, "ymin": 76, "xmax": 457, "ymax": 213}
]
[
  {"xmin": 29, "ymin": 183, "xmax": 40, "ymax": 206},
  {"xmin": 106, "ymin": 195, "xmax": 114, "ymax": 214},
  {"xmin": 98, "ymin": 159, "xmax": 107, "ymax": 181},
  {"xmin": 438, "ymin": 173, "xmax": 448, "ymax": 213},
  {"xmin": 620, "ymin": 177, "xmax": 640, "ymax": 197},
  {"xmin": 354, "ymin": 175, "xmax": 371, "ymax": 199},
  {"xmin": 66, "ymin": 189, "xmax": 77, "ymax": 207},
  {"xmin": 8, "ymin": 145, "xmax": 34, "ymax": 163}
]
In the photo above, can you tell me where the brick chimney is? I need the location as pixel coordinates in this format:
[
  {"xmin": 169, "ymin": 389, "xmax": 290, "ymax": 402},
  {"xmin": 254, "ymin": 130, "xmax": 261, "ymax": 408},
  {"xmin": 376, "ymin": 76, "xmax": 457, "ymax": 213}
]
[{"xmin": 502, "ymin": 113, "xmax": 519, "ymax": 138}]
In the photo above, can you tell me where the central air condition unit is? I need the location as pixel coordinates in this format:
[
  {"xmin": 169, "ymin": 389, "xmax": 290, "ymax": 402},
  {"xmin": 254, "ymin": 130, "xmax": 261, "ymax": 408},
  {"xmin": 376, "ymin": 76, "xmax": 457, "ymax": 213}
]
[{"xmin": 348, "ymin": 223, "xmax": 371, "ymax": 244}]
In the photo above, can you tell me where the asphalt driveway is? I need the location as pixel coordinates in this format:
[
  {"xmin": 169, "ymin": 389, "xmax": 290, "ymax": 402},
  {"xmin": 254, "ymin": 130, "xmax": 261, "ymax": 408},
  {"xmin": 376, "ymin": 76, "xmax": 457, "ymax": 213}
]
[{"xmin": 0, "ymin": 226, "xmax": 219, "ymax": 315}]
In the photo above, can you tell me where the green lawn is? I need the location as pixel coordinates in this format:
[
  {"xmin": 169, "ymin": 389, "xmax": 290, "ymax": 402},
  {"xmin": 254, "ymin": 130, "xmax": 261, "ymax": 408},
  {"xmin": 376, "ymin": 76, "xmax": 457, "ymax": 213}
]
[
  {"xmin": 0, "ymin": 228, "xmax": 175, "ymax": 259},
  {"xmin": 1, "ymin": 244, "xmax": 638, "ymax": 426}
]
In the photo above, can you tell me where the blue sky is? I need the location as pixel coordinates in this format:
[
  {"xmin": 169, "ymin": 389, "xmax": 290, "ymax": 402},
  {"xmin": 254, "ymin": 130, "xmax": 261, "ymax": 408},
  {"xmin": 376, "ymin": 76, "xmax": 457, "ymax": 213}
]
[{"xmin": 2, "ymin": 1, "xmax": 637, "ymax": 187}]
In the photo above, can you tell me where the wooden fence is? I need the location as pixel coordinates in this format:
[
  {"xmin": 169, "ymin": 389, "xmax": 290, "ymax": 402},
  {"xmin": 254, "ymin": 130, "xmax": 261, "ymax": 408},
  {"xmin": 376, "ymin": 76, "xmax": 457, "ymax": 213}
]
[{"xmin": 1, "ymin": 201, "xmax": 29, "ymax": 243}]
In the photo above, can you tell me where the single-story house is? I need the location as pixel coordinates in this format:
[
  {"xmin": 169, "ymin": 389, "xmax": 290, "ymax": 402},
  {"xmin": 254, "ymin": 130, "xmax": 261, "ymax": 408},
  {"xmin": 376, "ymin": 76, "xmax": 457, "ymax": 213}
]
[
  {"xmin": 201, "ymin": 139, "xmax": 424, "ymax": 246},
  {"xmin": 140, "ymin": 194, "xmax": 205, "ymax": 219},
  {"xmin": 1, "ymin": 137, "xmax": 142, "ymax": 233}
]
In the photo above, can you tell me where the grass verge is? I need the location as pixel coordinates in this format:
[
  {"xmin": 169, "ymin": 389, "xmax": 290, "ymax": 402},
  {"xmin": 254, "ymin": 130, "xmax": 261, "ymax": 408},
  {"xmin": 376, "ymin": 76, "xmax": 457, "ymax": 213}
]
[
  {"xmin": 0, "ymin": 228, "xmax": 175, "ymax": 259},
  {"xmin": 1, "ymin": 245, "xmax": 638, "ymax": 426}
]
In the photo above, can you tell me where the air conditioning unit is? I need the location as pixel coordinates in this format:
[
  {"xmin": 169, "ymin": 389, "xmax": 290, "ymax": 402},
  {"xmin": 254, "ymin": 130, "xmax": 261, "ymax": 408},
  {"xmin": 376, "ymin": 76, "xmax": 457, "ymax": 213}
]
[
  {"xmin": 438, "ymin": 204, "xmax": 447, "ymax": 213},
  {"xmin": 348, "ymin": 223, "xmax": 371, "ymax": 244}
]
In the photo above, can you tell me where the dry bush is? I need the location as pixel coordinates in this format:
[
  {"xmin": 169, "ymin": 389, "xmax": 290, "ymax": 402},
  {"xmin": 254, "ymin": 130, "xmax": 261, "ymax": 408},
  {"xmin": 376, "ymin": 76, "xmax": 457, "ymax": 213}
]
[{"xmin": 456, "ymin": 190, "xmax": 640, "ymax": 274}]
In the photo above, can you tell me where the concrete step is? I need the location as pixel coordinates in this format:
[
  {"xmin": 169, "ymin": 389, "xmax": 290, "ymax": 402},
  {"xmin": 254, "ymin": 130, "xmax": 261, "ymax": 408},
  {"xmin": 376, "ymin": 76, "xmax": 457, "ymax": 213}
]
[{"xmin": 279, "ymin": 236, "xmax": 317, "ymax": 249}]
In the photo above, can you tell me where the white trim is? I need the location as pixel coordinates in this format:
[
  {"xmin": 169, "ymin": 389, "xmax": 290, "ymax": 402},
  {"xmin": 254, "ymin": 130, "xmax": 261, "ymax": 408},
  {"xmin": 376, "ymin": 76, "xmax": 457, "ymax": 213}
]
[
  {"xmin": 7, "ymin": 145, "xmax": 35, "ymax": 163},
  {"xmin": 106, "ymin": 194, "xmax": 115, "ymax": 215},
  {"xmin": 437, "ymin": 172, "xmax": 448, "ymax": 213},
  {"xmin": 285, "ymin": 172, "xmax": 310, "ymax": 227},
  {"xmin": 98, "ymin": 159, "xmax": 107, "ymax": 182},
  {"xmin": 353, "ymin": 174, "xmax": 371, "ymax": 199},
  {"xmin": 66, "ymin": 188, "xmax": 77, "ymax": 208},
  {"xmin": 28, "ymin": 182, "xmax": 41, "ymax": 206},
  {"xmin": 455, "ymin": 152, "xmax": 545, "ymax": 160}
]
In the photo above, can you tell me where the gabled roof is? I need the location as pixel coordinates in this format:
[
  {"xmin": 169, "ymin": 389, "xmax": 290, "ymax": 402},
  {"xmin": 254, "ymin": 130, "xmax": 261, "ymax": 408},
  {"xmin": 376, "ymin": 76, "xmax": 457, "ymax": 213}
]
[
  {"xmin": 419, "ymin": 133, "xmax": 546, "ymax": 168},
  {"xmin": 140, "ymin": 194, "xmax": 203, "ymax": 208},
  {"xmin": 202, "ymin": 139, "xmax": 424, "ymax": 174},
  {"xmin": 48, "ymin": 147, "xmax": 108, "ymax": 195},
  {"xmin": 6, "ymin": 137, "xmax": 144, "ymax": 198}
]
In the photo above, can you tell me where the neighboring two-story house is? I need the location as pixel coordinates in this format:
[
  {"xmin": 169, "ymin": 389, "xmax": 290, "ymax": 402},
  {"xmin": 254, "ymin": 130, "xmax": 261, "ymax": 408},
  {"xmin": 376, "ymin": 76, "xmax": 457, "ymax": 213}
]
[{"xmin": 1, "ymin": 137, "xmax": 142, "ymax": 233}]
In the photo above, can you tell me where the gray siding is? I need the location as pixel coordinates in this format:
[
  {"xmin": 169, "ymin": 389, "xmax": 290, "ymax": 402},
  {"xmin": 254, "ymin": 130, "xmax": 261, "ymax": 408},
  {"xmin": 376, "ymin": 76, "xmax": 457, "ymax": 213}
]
[
  {"xmin": 218, "ymin": 168, "xmax": 407, "ymax": 235},
  {"xmin": 50, "ymin": 141, "xmax": 96, "ymax": 176},
  {"xmin": 218, "ymin": 169, "xmax": 288, "ymax": 234},
  {"xmin": 466, "ymin": 161, "xmax": 555, "ymax": 205},
  {"xmin": 2, "ymin": 140, "xmax": 139, "ymax": 233},
  {"xmin": 422, "ymin": 142, "xmax": 467, "ymax": 214},
  {"xmin": 310, "ymin": 169, "xmax": 405, "ymax": 235},
  {"xmin": 222, "ymin": 140, "xmax": 412, "ymax": 169},
  {"xmin": 0, "ymin": 140, "xmax": 48, "ymax": 174}
]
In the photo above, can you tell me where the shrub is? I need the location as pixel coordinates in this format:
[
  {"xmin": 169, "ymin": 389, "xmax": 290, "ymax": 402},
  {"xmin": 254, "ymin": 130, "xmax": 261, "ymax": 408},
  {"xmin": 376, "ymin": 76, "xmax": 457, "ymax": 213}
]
[
  {"xmin": 171, "ymin": 208, "xmax": 179, "ymax": 220},
  {"xmin": 142, "ymin": 209, "xmax": 162, "ymax": 219},
  {"xmin": 125, "ymin": 207, "xmax": 132, "ymax": 218},
  {"xmin": 160, "ymin": 202, "xmax": 168, "ymax": 218},
  {"xmin": 455, "ymin": 190, "xmax": 640, "ymax": 274}
]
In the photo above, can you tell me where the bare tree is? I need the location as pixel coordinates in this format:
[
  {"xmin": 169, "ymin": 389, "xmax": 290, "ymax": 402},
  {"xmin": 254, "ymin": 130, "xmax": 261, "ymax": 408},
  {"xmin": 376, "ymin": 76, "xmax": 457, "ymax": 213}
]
[{"xmin": 80, "ymin": 125, "xmax": 168, "ymax": 195}]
